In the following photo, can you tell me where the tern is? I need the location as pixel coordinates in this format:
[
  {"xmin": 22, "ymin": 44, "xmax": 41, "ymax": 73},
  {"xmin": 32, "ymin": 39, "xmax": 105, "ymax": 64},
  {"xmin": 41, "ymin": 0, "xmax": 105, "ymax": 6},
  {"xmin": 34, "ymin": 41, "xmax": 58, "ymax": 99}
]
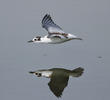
[
  {"xmin": 29, "ymin": 67, "xmax": 84, "ymax": 97},
  {"xmin": 28, "ymin": 14, "xmax": 82, "ymax": 44}
]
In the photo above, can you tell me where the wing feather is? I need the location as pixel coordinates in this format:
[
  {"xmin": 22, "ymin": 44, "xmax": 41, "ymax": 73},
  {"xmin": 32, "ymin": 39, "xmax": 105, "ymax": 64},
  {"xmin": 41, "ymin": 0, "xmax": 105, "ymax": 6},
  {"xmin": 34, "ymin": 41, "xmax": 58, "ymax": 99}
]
[
  {"xmin": 42, "ymin": 14, "xmax": 65, "ymax": 33},
  {"xmin": 48, "ymin": 74, "xmax": 69, "ymax": 97}
]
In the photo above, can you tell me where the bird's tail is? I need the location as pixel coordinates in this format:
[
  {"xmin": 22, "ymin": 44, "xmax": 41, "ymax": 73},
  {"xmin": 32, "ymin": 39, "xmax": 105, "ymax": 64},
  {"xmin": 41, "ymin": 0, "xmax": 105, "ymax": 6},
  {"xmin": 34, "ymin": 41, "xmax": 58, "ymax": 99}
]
[
  {"xmin": 71, "ymin": 67, "xmax": 84, "ymax": 77},
  {"xmin": 74, "ymin": 38, "xmax": 83, "ymax": 40}
]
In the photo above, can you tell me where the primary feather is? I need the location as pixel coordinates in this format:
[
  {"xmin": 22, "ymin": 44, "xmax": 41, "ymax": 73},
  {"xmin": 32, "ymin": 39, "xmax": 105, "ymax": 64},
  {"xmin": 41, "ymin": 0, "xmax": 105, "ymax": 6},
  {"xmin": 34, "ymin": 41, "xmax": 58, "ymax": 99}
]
[{"xmin": 42, "ymin": 14, "xmax": 65, "ymax": 33}]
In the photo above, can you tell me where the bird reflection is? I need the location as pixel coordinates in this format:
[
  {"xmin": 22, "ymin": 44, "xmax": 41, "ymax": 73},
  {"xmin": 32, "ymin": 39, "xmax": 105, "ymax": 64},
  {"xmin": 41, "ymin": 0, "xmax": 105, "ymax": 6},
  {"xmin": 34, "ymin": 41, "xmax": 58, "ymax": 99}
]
[{"xmin": 29, "ymin": 67, "xmax": 84, "ymax": 98}]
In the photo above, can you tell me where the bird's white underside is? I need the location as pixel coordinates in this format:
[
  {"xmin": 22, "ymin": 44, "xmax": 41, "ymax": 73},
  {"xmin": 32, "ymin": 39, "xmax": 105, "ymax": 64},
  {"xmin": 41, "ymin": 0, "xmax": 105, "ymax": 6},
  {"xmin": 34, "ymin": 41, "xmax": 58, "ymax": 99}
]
[
  {"xmin": 41, "ymin": 71, "xmax": 53, "ymax": 78},
  {"xmin": 33, "ymin": 34, "xmax": 77, "ymax": 44}
]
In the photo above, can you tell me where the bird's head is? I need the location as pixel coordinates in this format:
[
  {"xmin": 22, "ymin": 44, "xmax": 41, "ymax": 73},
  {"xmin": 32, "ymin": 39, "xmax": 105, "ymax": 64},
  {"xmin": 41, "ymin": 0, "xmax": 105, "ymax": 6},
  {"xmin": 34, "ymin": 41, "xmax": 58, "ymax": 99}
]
[
  {"xmin": 28, "ymin": 36, "xmax": 41, "ymax": 43},
  {"xmin": 29, "ymin": 70, "xmax": 52, "ymax": 78},
  {"xmin": 29, "ymin": 70, "xmax": 42, "ymax": 77}
]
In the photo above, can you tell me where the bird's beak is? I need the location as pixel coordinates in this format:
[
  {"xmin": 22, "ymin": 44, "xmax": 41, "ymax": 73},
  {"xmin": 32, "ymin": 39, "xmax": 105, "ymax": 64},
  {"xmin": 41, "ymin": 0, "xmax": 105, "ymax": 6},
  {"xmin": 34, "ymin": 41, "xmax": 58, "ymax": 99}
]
[
  {"xmin": 29, "ymin": 71, "xmax": 38, "ymax": 75},
  {"xmin": 29, "ymin": 71, "xmax": 35, "ymax": 74},
  {"xmin": 28, "ymin": 40, "xmax": 33, "ymax": 43}
]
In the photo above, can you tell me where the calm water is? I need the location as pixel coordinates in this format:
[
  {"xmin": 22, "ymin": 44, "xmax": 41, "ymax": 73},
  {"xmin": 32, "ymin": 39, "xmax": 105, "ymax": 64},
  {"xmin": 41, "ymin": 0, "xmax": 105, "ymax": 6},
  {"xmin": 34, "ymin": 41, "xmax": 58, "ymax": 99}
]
[{"xmin": 0, "ymin": 0, "xmax": 110, "ymax": 100}]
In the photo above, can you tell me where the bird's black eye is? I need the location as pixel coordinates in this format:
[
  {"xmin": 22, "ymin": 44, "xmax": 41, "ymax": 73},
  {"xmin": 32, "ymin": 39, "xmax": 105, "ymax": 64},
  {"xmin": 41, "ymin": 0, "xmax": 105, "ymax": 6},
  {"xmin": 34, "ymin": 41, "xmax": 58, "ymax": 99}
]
[
  {"xmin": 34, "ymin": 38, "xmax": 37, "ymax": 41},
  {"xmin": 38, "ymin": 73, "xmax": 41, "ymax": 77},
  {"xmin": 35, "ymin": 73, "xmax": 38, "ymax": 75}
]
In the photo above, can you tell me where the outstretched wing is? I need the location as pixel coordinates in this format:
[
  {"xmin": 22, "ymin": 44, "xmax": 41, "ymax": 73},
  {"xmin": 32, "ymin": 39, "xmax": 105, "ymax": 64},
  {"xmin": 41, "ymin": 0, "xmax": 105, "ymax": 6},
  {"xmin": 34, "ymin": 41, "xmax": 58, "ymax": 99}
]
[
  {"xmin": 42, "ymin": 14, "xmax": 65, "ymax": 34},
  {"xmin": 48, "ymin": 74, "xmax": 69, "ymax": 98}
]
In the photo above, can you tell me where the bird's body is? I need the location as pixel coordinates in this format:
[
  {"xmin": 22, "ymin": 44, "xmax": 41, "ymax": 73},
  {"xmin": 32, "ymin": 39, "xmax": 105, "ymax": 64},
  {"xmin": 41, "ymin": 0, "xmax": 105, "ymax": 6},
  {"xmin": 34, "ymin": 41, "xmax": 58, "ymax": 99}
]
[
  {"xmin": 33, "ymin": 34, "xmax": 77, "ymax": 44},
  {"xmin": 28, "ymin": 14, "xmax": 82, "ymax": 44},
  {"xmin": 29, "ymin": 67, "xmax": 84, "ymax": 97}
]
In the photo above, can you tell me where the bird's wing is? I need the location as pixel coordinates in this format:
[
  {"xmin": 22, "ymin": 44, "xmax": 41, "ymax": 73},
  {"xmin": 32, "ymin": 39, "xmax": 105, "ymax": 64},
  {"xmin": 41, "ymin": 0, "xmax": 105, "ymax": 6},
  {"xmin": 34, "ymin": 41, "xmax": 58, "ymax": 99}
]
[
  {"xmin": 48, "ymin": 74, "xmax": 69, "ymax": 98},
  {"xmin": 42, "ymin": 14, "xmax": 65, "ymax": 34}
]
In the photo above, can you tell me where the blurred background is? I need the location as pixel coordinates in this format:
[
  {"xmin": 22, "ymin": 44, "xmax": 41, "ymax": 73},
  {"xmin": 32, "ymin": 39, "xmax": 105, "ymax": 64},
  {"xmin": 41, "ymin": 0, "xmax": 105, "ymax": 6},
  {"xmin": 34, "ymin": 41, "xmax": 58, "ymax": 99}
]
[{"xmin": 0, "ymin": 0, "xmax": 110, "ymax": 100}]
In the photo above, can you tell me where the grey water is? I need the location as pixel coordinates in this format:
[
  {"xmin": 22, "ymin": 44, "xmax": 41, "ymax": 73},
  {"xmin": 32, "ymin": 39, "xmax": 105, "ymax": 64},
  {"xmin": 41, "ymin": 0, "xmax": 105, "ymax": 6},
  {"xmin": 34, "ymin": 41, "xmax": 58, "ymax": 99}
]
[{"xmin": 0, "ymin": 0, "xmax": 110, "ymax": 100}]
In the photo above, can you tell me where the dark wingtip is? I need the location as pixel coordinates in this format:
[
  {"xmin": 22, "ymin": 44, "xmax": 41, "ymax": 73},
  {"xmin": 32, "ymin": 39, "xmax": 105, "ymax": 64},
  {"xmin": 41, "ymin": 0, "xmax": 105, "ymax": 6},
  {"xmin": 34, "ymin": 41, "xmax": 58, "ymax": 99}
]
[
  {"xmin": 42, "ymin": 14, "xmax": 51, "ymax": 27},
  {"xmin": 43, "ymin": 14, "xmax": 50, "ymax": 20},
  {"xmin": 45, "ymin": 13, "xmax": 50, "ymax": 16},
  {"xmin": 53, "ymin": 93, "xmax": 62, "ymax": 98}
]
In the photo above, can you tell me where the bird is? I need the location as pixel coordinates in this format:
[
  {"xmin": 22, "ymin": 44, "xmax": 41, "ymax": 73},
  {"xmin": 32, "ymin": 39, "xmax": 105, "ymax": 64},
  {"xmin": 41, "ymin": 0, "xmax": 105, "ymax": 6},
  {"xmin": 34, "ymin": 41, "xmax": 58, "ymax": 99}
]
[
  {"xmin": 29, "ymin": 67, "xmax": 84, "ymax": 98},
  {"xmin": 28, "ymin": 14, "xmax": 82, "ymax": 44}
]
